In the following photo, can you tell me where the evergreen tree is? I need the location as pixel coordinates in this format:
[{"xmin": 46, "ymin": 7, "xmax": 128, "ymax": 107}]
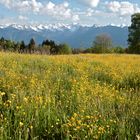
[
  {"xmin": 14, "ymin": 42, "xmax": 20, "ymax": 52},
  {"xmin": 20, "ymin": 41, "xmax": 26, "ymax": 53},
  {"xmin": 128, "ymin": 13, "xmax": 140, "ymax": 54},
  {"xmin": 42, "ymin": 39, "xmax": 58, "ymax": 54},
  {"xmin": 6, "ymin": 40, "xmax": 15, "ymax": 51},
  {"xmin": 28, "ymin": 38, "xmax": 35, "ymax": 54},
  {"xmin": 0, "ymin": 37, "xmax": 6, "ymax": 50}
]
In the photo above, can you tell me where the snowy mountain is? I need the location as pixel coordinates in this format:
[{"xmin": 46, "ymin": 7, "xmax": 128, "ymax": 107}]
[{"xmin": 0, "ymin": 24, "xmax": 128, "ymax": 48}]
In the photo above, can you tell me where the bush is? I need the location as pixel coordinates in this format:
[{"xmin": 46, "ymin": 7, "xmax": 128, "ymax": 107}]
[
  {"xmin": 58, "ymin": 43, "xmax": 72, "ymax": 54},
  {"xmin": 113, "ymin": 46, "xmax": 125, "ymax": 53}
]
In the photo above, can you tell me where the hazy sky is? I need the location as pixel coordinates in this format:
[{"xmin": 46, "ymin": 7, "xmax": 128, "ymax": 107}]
[{"xmin": 0, "ymin": 0, "xmax": 140, "ymax": 26}]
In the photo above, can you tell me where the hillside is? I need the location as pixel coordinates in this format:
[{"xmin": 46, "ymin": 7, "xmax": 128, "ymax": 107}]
[{"xmin": 0, "ymin": 24, "xmax": 128, "ymax": 48}]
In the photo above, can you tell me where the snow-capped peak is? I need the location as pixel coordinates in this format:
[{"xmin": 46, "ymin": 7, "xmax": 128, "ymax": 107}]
[
  {"xmin": 0, "ymin": 23, "xmax": 82, "ymax": 32},
  {"xmin": 0, "ymin": 23, "xmax": 128, "ymax": 32}
]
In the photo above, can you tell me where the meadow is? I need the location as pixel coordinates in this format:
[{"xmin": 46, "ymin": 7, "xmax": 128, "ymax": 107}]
[{"xmin": 0, "ymin": 52, "xmax": 140, "ymax": 140}]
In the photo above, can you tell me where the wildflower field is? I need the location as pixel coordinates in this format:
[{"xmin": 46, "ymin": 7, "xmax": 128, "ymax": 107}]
[{"xmin": 0, "ymin": 52, "xmax": 140, "ymax": 140}]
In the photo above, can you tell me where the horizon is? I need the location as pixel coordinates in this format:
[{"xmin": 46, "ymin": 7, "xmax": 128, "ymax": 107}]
[
  {"xmin": 0, "ymin": 0, "xmax": 140, "ymax": 26},
  {"xmin": 0, "ymin": 22, "xmax": 128, "ymax": 28}
]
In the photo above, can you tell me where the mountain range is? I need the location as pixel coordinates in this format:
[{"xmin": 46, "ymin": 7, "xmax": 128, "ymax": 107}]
[{"xmin": 0, "ymin": 24, "xmax": 128, "ymax": 48}]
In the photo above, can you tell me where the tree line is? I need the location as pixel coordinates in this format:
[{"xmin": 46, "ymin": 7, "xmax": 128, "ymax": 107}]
[
  {"xmin": 0, "ymin": 36, "xmax": 127, "ymax": 54},
  {"xmin": 0, "ymin": 38, "xmax": 72, "ymax": 55},
  {"xmin": 0, "ymin": 13, "xmax": 140, "ymax": 54}
]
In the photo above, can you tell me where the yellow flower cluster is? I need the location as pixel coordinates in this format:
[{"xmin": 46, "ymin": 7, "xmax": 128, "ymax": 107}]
[
  {"xmin": 63, "ymin": 112, "xmax": 117, "ymax": 138},
  {"xmin": 0, "ymin": 52, "xmax": 139, "ymax": 139}
]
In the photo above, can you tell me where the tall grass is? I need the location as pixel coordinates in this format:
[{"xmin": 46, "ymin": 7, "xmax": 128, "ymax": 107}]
[{"xmin": 0, "ymin": 53, "xmax": 140, "ymax": 140}]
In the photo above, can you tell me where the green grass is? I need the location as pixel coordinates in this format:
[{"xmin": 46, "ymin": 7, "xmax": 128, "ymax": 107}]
[{"xmin": 0, "ymin": 53, "xmax": 140, "ymax": 140}]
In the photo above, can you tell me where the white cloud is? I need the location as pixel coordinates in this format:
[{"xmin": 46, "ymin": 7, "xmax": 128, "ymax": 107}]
[
  {"xmin": 86, "ymin": 8, "xmax": 94, "ymax": 16},
  {"xmin": 30, "ymin": 0, "xmax": 42, "ymax": 12},
  {"xmin": 63, "ymin": 1, "xmax": 69, "ymax": 8},
  {"xmin": 41, "ymin": 2, "xmax": 79, "ymax": 21},
  {"xmin": 0, "ymin": 16, "xmax": 29, "ymax": 25},
  {"xmin": 18, "ymin": 15, "xmax": 28, "ymax": 20},
  {"xmin": 16, "ymin": 0, "xmax": 43, "ymax": 12},
  {"xmin": 46, "ymin": 2, "xmax": 55, "ymax": 10},
  {"xmin": 79, "ymin": 0, "xmax": 100, "ymax": 7},
  {"xmin": 72, "ymin": 15, "xmax": 80, "ymax": 21},
  {"xmin": 1, "ymin": 0, "xmax": 139, "ymax": 26},
  {"xmin": 108, "ymin": 1, "xmax": 140, "ymax": 16},
  {"xmin": 0, "ymin": 0, "xmax": 43, "ymax": 12},
  {"xmin": 0, "ymin": 0, "xmax": 11, "ymax": 8},
  {"xmin": 0, "ymin": 0, "xmax": 79, "ymax": 22},
  {"xmin": 108, "ymin": 1, "xmax": 121, "ymax": 12}
]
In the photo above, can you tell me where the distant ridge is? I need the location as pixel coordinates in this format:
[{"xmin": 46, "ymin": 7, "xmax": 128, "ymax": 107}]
[{"xmin": 0, "ymin": 24, "xmax": 128, "ymax": 48}]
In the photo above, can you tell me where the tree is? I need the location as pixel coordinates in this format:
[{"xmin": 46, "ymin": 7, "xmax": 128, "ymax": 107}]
[
  {"xmin": 72, "ymin": 48, "xmax": 85, "ymax": 54},
  {"xmin": 92, "ymin": 34, "xmax": 113, "ymax": 53},
  {"xmin": 14, "ymin": 42, "xmax": 21, "ymax": 52},
  {"xmin": 113, "ymin": 46, "xmax": 125, "ymax": 53},
  {"xmin": 83, "ymin": 48, "xmax": 92, "ymax": 53},
  {"xmin": 19, "ymin": 41, "xmax": 26, "ymax": 53},
  {"xmin": 5, "ymin": 40, "xmax": 15, "ymax": 51},
  {"xmin": 42, "ymin": 39, "xmax": 58, "ymax": 54},
  {"xmin": 39, "ymin": 45, "xmax": 51, "ymax": 54},
  {"xmin": 128, "ymin": 13, "xmax": 140, "ymax": 54},
  {"xmin": 28, "ymin": 38, "xmax": 36, "ymax": 54},
  {"xmin": 0, "ymin": 37, "xmax": 6, "ymax": 51},
  {"xmin": 58, "ymin": 43, "xmax": 72, "ymax": 54}
]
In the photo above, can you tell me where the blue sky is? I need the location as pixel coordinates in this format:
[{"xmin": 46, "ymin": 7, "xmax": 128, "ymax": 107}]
[{"xmin": 0, "ymin": 0, "xmax": 140, "ymax": 26}]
